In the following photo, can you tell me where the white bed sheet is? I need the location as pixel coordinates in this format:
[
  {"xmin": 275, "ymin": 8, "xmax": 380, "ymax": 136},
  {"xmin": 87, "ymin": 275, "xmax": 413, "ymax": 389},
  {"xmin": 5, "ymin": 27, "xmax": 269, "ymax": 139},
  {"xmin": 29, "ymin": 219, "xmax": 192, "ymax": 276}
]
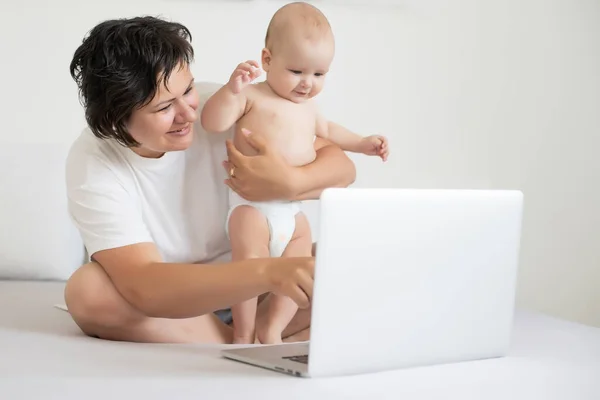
[{"xmin": 1, "ymin": 281, "xmax": 599, "ymax": 399}]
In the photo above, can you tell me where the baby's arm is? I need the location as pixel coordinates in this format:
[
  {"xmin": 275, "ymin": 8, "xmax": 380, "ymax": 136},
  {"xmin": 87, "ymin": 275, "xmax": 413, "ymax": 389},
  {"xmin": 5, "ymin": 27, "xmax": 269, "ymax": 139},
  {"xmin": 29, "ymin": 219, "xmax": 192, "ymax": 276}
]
[
  {"xmin": 316, "ymin": 114, "xmax": 390, "ymax": 162},
  {"xmin": 315, "ymin": 114, "xmax": 363, "ymax": 152},
  {"xmin": 201, "ymin": 85, "xmax": 247, "ymax": 133},
  {"xmin": 200, "ymin": 60, "xmax": 261, "ymax": 133}
]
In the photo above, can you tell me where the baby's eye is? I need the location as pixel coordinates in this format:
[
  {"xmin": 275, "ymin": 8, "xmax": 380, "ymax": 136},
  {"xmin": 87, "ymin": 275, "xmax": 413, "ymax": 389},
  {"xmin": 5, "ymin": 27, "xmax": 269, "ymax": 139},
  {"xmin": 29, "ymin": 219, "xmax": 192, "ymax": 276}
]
[
  {"xmin": 315, "ymin": 73, "xmax": 324, "ymax": 77},
  {"xmin": 289, "ymin": 70, "xmax": 302, "ymax": 75}
]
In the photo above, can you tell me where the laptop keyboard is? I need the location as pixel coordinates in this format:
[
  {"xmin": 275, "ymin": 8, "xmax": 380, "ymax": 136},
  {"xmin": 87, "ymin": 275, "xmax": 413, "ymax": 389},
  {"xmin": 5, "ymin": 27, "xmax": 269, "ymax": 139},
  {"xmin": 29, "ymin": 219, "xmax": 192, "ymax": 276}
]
[{"xmin": 283, "ymin": 355, "xmax": 309, "ymax": 364}]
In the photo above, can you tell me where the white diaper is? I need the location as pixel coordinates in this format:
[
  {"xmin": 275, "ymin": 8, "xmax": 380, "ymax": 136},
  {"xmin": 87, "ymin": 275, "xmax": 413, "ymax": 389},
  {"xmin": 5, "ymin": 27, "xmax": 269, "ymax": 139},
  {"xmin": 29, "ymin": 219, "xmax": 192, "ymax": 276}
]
[{"xmin": 225, "ymin": 189, "xmax": 301, "ymax": 257}]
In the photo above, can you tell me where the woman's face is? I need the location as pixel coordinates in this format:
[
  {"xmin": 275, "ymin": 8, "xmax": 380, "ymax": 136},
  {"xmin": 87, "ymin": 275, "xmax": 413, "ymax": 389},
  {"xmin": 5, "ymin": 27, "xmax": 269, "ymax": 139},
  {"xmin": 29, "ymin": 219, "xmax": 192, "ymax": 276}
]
[{"xmin": 126, "ymin": 63, "xmax": 199, "ymax": 158}]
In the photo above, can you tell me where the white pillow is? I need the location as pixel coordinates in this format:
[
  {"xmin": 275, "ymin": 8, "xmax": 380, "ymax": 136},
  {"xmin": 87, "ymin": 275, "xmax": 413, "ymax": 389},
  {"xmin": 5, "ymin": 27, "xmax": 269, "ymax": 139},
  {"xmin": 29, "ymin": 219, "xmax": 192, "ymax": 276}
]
[{"xmin": 0, "ymin": 142, "xmax": 86, "ymax": 280}]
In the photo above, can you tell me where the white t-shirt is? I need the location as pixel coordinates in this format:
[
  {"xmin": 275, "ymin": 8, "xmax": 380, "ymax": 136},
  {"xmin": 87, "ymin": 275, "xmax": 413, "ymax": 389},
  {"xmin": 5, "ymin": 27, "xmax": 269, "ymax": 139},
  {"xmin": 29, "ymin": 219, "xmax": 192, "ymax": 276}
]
[{"xmin": 65, "ymin": 82, "xmax": 233, "ymax": 264}]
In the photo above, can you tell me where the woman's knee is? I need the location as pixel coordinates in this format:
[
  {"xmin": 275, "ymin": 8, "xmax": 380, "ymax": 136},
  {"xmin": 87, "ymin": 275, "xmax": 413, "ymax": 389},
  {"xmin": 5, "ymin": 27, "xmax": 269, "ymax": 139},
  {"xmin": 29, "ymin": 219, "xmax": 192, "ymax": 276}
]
[{"xmin": 64, "ymin": 262, "xmax": 140, "ymax": 336}]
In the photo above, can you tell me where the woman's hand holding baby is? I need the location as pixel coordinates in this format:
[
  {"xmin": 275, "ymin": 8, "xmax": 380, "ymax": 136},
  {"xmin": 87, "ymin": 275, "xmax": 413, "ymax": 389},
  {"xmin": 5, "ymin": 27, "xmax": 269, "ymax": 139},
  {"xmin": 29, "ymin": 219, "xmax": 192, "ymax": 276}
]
[{"xmin": 223, "ymin": 128, "xmax": 298, "ymax": 202}]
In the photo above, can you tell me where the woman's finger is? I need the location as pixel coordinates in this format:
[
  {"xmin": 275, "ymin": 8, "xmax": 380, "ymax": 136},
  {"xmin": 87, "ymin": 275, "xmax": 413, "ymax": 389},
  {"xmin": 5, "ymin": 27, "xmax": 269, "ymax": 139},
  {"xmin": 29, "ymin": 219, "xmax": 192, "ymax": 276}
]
[
  {"xmin": 225, "ymin": 175, "xmax": 246, "ymax": 195},
  {"xmin": 297, "ymin": 260, "xmax": 315, "ymax": 301},
  {"xmin": 222, "ymin": 160, "xmax": 241, "ymax": 180},
  {"xmin": 225, "ymin": 139, "xmax": 247, "ymax": 168},
  {"xmin": 239, "ymin": 129, "xmax": 269, "ymax": 154},
  {"xmin": 225, "ymin": 173, "xmax": 254, "ymax": 200},
  {"xmin": 224, "ymin": 178, "xmax": 238, "ymax": 193},
  {"xmin": 285, "ymin": 284, "xmax": 310, "ymax": 309}
]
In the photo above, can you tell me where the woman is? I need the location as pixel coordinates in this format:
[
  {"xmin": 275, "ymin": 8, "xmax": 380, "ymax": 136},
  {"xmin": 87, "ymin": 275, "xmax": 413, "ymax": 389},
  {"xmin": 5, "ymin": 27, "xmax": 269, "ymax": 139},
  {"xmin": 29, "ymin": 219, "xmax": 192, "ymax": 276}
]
[{"xmin": 63, "ymin": 16, "xmax": 356, "ymax": 344}]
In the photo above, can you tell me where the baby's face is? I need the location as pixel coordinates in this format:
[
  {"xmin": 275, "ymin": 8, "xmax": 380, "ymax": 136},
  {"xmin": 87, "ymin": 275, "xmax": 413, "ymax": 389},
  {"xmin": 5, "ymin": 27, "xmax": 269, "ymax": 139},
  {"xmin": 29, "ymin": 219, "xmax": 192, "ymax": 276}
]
[{"xmin": 263, "ymin": 36, "xmax": 334, "ymax": 103}]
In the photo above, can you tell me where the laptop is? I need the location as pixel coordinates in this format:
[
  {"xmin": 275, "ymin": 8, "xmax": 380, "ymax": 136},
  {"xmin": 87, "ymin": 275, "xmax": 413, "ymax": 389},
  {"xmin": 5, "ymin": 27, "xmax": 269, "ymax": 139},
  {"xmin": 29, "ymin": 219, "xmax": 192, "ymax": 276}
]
[{"xmin": 221, "ymin": 188, "xmax": 524, "ymax": 378}]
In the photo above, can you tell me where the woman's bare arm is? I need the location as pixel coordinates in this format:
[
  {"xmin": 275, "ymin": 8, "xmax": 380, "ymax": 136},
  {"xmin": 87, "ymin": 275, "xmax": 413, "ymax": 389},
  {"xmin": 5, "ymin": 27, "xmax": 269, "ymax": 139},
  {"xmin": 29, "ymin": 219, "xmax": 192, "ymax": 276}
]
[
  {"xmin": 92, "ymin": 242, "xmax": 314, "ymax": 319},
  {"xmin": 223, "ymin": 129, "xmax": 356, "ymax": 202},
  {"xmin": 290, "ymin": 135, "xmax": 357, "ymax": 201}
]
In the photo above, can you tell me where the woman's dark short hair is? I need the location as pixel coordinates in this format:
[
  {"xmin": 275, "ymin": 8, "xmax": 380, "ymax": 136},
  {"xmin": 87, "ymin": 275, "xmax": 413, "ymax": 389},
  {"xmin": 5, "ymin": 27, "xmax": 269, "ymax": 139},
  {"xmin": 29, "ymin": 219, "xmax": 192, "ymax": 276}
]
[{"xmin": 69, "ymin": 16, "xmax": 194, "ymax": 147}]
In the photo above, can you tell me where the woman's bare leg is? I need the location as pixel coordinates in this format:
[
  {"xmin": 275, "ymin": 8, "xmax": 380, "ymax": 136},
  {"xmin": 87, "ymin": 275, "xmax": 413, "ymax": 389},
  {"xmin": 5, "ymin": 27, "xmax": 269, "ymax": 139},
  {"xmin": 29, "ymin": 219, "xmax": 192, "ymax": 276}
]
[
  {"xmin": 64, "ymin": 262, "xmax": 232, "ymax": 343},
  {"xmin": 283, "ymin": 327, "xmax": 310, "ymax": 342}
]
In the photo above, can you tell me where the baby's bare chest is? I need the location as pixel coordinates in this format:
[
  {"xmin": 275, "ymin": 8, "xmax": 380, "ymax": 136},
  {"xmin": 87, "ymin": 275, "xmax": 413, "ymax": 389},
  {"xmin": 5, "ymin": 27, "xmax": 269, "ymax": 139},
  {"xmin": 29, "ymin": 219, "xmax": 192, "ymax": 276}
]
[
  {"xmin": 241, "ymin": 97, "xmax": 316, "ymax": 141},
  {"xmin": 236, "ymin": 96, "xmax": 317, "ymax": 165}
]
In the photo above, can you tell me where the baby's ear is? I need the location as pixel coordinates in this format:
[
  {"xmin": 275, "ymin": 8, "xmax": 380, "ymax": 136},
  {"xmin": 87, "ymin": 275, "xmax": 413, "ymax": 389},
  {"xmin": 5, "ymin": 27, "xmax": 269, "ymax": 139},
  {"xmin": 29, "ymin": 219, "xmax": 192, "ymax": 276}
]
[{"xmin": 261, "ymin": 48, "xmax": 272, "ymax": 72}]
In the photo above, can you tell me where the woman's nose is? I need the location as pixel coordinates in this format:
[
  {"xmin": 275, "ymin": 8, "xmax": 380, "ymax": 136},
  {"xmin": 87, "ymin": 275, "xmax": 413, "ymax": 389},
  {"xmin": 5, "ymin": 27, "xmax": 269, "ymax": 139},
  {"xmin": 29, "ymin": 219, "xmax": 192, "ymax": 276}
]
[{"xmin": 177, "ymin": 100, "xmax": 197, "ymax": 122}]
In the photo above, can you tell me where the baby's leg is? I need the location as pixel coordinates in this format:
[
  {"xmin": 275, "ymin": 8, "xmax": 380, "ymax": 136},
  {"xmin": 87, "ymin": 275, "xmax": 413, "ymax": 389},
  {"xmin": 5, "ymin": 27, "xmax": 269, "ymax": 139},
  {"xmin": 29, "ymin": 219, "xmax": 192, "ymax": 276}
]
[
  {"xmin": 257, "ymin": 212, "xmax": 313, "ymax": 344},
  {"xmin": 228, "ymin": 205, "xmax": 270, "ymax": 344}
]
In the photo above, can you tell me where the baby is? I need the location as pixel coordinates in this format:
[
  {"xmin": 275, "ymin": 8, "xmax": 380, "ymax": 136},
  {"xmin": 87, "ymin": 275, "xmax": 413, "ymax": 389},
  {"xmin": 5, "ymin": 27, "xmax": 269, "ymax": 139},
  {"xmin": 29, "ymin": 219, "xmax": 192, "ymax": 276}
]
[{"xmin": 201, "ymin": 1, "xmax": 389, "ymax": 344}]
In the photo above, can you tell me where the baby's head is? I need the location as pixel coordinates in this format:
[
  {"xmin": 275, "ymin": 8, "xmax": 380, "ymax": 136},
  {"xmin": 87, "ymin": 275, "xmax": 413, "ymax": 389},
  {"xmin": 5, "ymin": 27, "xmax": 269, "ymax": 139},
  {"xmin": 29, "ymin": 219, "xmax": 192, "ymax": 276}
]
[{"xmin": 261, "ymin": 2, "xmax": 335, "ymax": 103}]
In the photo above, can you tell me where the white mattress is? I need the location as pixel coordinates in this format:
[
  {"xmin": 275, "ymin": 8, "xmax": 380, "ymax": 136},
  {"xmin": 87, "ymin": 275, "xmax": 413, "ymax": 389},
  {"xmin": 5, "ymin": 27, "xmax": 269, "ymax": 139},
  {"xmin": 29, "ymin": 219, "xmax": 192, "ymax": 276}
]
[{"xmin": 1, "ymin": 280, "xmax": 600, "ymax": 399}]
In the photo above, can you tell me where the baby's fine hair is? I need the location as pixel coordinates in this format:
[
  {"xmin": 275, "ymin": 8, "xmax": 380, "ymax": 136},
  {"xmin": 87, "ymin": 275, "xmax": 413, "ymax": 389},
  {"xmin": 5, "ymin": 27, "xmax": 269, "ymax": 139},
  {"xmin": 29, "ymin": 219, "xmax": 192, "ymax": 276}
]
[{"xmin": 265, "ymin": 2, "xmax": 333, "ymax": 51}]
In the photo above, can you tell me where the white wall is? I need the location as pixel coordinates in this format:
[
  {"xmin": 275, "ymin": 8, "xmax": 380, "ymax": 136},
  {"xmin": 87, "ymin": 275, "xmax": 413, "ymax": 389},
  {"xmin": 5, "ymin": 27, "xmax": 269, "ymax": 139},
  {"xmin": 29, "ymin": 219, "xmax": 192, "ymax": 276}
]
[{"xmin": 1, "ymin": 0, "xmax": 599, "ymax": 326}]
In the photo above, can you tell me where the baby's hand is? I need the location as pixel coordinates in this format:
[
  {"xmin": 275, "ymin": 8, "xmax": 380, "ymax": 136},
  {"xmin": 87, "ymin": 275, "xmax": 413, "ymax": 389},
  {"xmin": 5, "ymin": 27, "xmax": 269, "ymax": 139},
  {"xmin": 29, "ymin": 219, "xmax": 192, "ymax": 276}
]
[
  {"xmin": 228, "ymin": 60, "xmax": 262, "ymax": 94},
  {"xmin": 358, "ymin": 135, "xmax": 389, "ymax": 161}
]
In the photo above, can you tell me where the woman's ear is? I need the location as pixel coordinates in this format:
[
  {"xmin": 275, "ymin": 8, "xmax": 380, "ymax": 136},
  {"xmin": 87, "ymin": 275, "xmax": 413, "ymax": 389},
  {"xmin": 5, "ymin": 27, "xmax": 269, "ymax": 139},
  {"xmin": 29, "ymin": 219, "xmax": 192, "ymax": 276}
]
[{"xmin": 261, "ymin": 48, "xmax": 272, "ymax": 72}]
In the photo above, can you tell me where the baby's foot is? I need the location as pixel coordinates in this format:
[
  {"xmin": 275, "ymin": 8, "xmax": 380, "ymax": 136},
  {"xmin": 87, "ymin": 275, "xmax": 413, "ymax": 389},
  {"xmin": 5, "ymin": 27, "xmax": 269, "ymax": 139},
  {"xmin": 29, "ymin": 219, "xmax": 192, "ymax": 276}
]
[
  {"xmin": 232, "ymin": 334, "xmax": 255, "ymax": 345},
  {"xmin": 232, "ymin": 327, "xmax": 255, "ymax": 345},
  {"xmin": 256, "ymin": 325, "xmax": 283, "ymax": 345}
]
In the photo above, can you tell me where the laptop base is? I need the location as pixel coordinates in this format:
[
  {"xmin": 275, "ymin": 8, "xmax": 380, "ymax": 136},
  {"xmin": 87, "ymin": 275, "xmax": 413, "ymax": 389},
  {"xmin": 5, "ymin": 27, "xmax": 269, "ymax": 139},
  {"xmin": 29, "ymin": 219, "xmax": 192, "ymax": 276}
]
[{"xmin": 222, "ymin": 342, "xmax": 310, "ymax": 377}]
